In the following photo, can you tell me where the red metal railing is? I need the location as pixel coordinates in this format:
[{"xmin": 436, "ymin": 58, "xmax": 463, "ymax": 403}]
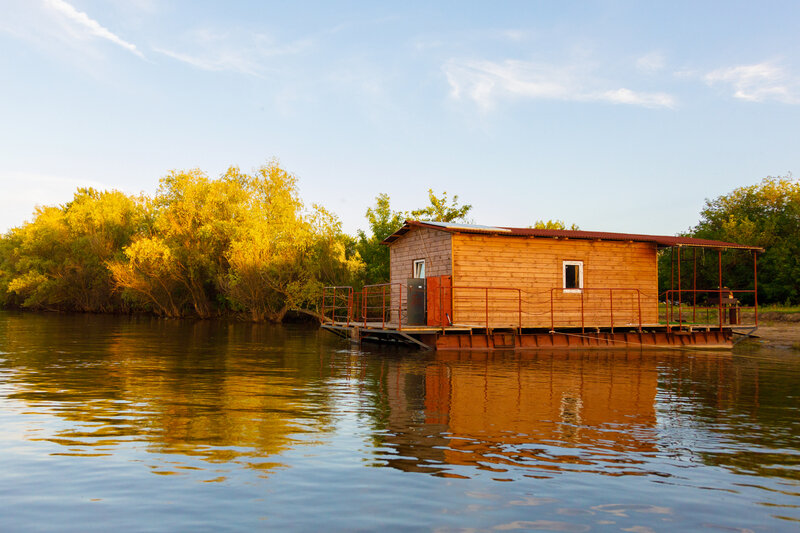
[
  {"xmin": 446, "ymin": 286, "xmax": 523, "ymax": 334},
  {"xmin": 661, "ymin": 289, "xmax": 757, "ymax": 328},
  {"xmin": 361, "ymin": 283, "xmax": 405, "ymax": 329},
  {"xmin": 548, "ymin": 288, "xmax": 643, "ymax": 333},
  {"xmin": 321, "ymin": 286, "xmax": 354, "ymax": 326},
  {"xmin": 323, "ymin": 284, "xmax": 648, "ymax": 332}
]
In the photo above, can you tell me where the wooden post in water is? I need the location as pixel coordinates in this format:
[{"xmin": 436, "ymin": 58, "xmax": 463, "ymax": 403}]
[{"xmin": 350, "ymin": 326, "xmax": 361, "ymax": 346}]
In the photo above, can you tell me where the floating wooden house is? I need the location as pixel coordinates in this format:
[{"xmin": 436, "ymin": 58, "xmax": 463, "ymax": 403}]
[{"xmin": 322, "ymin": 221, "xmax": 762, "ymax": 350}]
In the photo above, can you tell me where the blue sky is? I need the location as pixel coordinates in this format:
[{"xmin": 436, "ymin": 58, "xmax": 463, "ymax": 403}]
[{"xmin": 1, "ymin": 1, "xmax": 798, "ymax": 236}]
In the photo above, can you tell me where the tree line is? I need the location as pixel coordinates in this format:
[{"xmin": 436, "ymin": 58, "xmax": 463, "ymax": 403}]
[
  {"xmin": 672, "ymin": 175, "xmax": 800, "ymax": 305},
  {"xmin": 1, "ymin": 165, "xmax": 797, "ymax": 320},
  {"xmin": 0, "ymin": 163, "xmax": 474, "ymax": 321}
]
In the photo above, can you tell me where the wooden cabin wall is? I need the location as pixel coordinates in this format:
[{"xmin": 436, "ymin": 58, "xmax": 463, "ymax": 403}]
[
  {"xmin": 450, "ymin": 234, "xmax": 659, "ymax": 328},
  {"xmin": 388, "ymin": 227, "xmax": 452, "ymax": 324}
]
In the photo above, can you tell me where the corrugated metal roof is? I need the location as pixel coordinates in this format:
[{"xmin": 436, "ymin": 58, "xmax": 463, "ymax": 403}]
[
  {"xmin": 381, "ymin": 220, "xmax": 764, "ymax": 251},
  {"xmin": 413, "ymin": 220, "xmax": 512, "ymax": 233}
]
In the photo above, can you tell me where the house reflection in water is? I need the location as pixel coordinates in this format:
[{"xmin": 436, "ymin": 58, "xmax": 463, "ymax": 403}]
[{"xmin": 378, "ymin": 351, "xmax": 665, "ymax": 478}]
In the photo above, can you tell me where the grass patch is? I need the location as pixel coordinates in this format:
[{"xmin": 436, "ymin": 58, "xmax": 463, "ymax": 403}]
[{"xmin": 758, "ymin": 304, "xmax": 800, "ymax": 314}]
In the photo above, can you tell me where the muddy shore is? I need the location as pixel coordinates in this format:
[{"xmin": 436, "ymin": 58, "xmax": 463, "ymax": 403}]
[{"xmin": 739, "ymin": 312, "xmax": 800, "ymax": 350}]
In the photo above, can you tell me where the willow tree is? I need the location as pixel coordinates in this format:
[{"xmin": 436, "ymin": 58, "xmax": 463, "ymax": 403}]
[
  {"xmin": 109, "ymin": 168, "xmax": 246, "ymax": 318},
  {"xmin": 2, "ymin": 161, "xmax": 361, "ymax": 320},
  {"xmin": 2, "ymin": 188, "xmax": 144, "ymax": 312},
  {"xmin": 221, "ymin": 163, "xmax": 362, "ymax": 322},
  {"xmin": 108, "ymin": 236, "xmax": 185, "ymax": 317}
]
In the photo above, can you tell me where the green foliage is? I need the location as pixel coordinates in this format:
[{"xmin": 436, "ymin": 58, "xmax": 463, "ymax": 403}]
[
  {"xmin": 410, "ymin": 189, "xmax": 472, "ymax": 223},
  {"xmin": 531, "ymin": 220, "xmax": 580, "ymax": 230},
  {"xmin": 355, "ymin": 189, "xmax": 474, "ymax": 285},
  {"xmin": 669, "ymin": 176, "xmax": 800, "ymax": 305},
  {"xmin": 356, "ymin": 194, "xmax": 406, "ymax": 285}
]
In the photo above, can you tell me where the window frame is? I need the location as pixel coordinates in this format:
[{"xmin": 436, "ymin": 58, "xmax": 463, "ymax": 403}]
[
  {"xmin": 413, "ymin": 259, "xmax": 426, "ymax": 279},
  {"xmin": 562, "ymin": 260, "xmax": 583, "ymax": 293}
]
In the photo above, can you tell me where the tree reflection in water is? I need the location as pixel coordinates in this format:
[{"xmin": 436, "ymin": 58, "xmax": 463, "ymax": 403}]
[
  {"xmin": 1, "ymin": 311, "xmax": 798, "ymax": 491},
  {"xmin": 0, "ymin": 312, "xmax": 336, "ymax": 477}
]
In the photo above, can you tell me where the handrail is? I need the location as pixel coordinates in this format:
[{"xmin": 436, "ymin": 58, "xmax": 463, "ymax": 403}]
[
  {"xmin": 435, "ymin": 285, "xmax": 643, "ymax": 332},
  {"xmin": 323, "ymin": 283, "xmax": 756, "ymax": 333},
  {"xmin": 321, "ymin": 286, "xmax": 354, "ymax": 326},
  {"xmin": 661, "ymin": 289, "xmax": 757, "ymax": 328},
  {"xmin": 549, "ymin": 288, "xmax": 642, "ymax": 333},
  {"xmin": 443, "ymin": 286, "xmax": 522, "ymax": 333},
  {"xmin": 350, "ymin": 283, "xmax": 651, "ymax": 331},
  {"xmin": 362, "ymin": 282, "xmax": 406, "ymax": 330}
]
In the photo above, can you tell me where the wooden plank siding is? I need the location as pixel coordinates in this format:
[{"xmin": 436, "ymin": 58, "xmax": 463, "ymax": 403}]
[
  {"xmin": 388, "ymin": 227, "xmax": 452, "ymax": 324},
  {"xmin": 450, "ymin": 234, "xmax": 659, "ymax": 328}
]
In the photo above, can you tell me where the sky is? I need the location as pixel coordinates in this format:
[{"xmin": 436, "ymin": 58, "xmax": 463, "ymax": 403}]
[{"xmin": 1, "ymin": 0, "xmax": 798, "ymax": 237}]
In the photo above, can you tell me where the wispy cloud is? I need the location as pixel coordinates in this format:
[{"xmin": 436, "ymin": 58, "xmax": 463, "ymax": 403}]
[
  {"xmin": 154, "ymin": 30, "xmax": 312, "ymax": 76},
  {"xmin": 705, "ymin": 61, "xmax": 799, "ymax": 104},
  {"xmin": 43, "ymin": 0, "xmax": 144, "ymax": 58},
  {"xmin": 497, "ymin": 29, "xmax": 529, "ymax": 43},
  {"xmin": 444, "ymin": 58, "xmax": 675, "ymax": 110},
  {"xmin": 636, "ymin": 52, "xmax": 665, "ymax": 74},
  {"xmin": 153, "ymin": 46, "xmax": 262, "ymax": 76}
]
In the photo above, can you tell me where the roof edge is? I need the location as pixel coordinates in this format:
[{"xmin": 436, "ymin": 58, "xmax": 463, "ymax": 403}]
[{"xmin": 381, "ymin": 220, "xmax": 764, "ymax": 251}]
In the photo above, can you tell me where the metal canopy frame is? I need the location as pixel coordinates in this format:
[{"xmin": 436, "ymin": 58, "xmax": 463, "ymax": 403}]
[{"xmin": 666, "ymin": 245, "xmax": 759, "ymax": 329}]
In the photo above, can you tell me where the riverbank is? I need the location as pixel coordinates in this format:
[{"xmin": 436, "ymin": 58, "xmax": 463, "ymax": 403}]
[{"xmin": 745, "ymin": 311, "xmax": 800, "ymax": 350}]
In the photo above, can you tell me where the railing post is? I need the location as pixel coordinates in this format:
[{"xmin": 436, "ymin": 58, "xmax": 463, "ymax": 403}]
[
  {"xmin": 333, "ymin": 287, "xmax": 337, "ymax": 323},
  {"xmin": 693, "ymin": 249, "xmax": 697, "ymax": 324},
  {"xmin": 668, "ymin": 290, "xmax": 673, "ymax": 327},
  {"xmin": 580, "ymin": 289, "xmax": 585, "ymax": 333},
  {"xmin": 677, "ymin": 246, "xmax": 682, "ymax": 327},
  {"xmin": 518, "ymin": 289, "xmax": 522, "ymax": 332},
  {"xmin": 753, "ymin": 251, "xmax": 759, "ymax": 326},
  {"xmin": 346, "ymin": 288, "xmax": 352, "ymax": 327},
  {"xmin": 322, "ymin": 289, "xmax": 327, "ymax": 324},
  {"xmin": 382, "ymin": 285, "xmax": 386, "ymax": 329},
  {"xmin": 485, "ymin": 287, "xmax": 489, "ymax": 335},
  {"xmin": 439, "ymin": 282, "xmax": 444, "ymax": 327},
  {"xmin": 718, "ymin": 250, "xmax": 723, "ymax": 329},
  {"xmin": 398, "ymin": 283, "xmax": 403, "ymax": 331},
  {"xmin": 636, "ymin": 289, "xmax": 642, "ymax": 332},
  {"xmin": 550, "ymin": 289, "xmax": 555, "ymax": 331},
  {"xmin": 363, "ymin": 287, "xmax": 367, "ymax": 328},
  {"xmin": 609, "ymin": 289, "xmax": 614, "ymax": 334}
]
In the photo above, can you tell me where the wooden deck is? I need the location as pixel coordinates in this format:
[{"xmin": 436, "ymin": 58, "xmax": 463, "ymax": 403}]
[{"xmin": 321, "ymin": 321, "xmax": 745, "ymax": 351}]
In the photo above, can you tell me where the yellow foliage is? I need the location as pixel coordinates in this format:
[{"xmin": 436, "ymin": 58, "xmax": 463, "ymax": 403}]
[{"xmin": 1, "ymin": 160, "xmax": 363, "ymax": 319}]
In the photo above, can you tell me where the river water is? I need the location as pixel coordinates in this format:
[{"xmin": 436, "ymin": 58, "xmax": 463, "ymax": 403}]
[{"xmin": 0, "ymin": 311, "xmax": 798, "ymax": 532}]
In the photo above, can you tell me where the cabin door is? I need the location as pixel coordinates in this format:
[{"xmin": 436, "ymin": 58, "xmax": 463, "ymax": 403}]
[{"xmin": 426, "ymin": 275, "xmax": 453, "ymax": 326}]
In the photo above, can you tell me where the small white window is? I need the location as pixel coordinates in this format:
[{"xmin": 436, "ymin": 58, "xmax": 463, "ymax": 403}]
[
  {"xmin": 413, "ymin": 259, "xmax": 426, "ymax": 278},
  {"xmin": 563, "ymin": 261, "xmax": 583, "ymax": 293}
]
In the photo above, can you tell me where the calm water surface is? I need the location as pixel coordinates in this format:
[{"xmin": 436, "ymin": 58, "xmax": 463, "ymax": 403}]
[{"xmin": 0, "ymin": 311, "xmax": 798, "ymax": 532}]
